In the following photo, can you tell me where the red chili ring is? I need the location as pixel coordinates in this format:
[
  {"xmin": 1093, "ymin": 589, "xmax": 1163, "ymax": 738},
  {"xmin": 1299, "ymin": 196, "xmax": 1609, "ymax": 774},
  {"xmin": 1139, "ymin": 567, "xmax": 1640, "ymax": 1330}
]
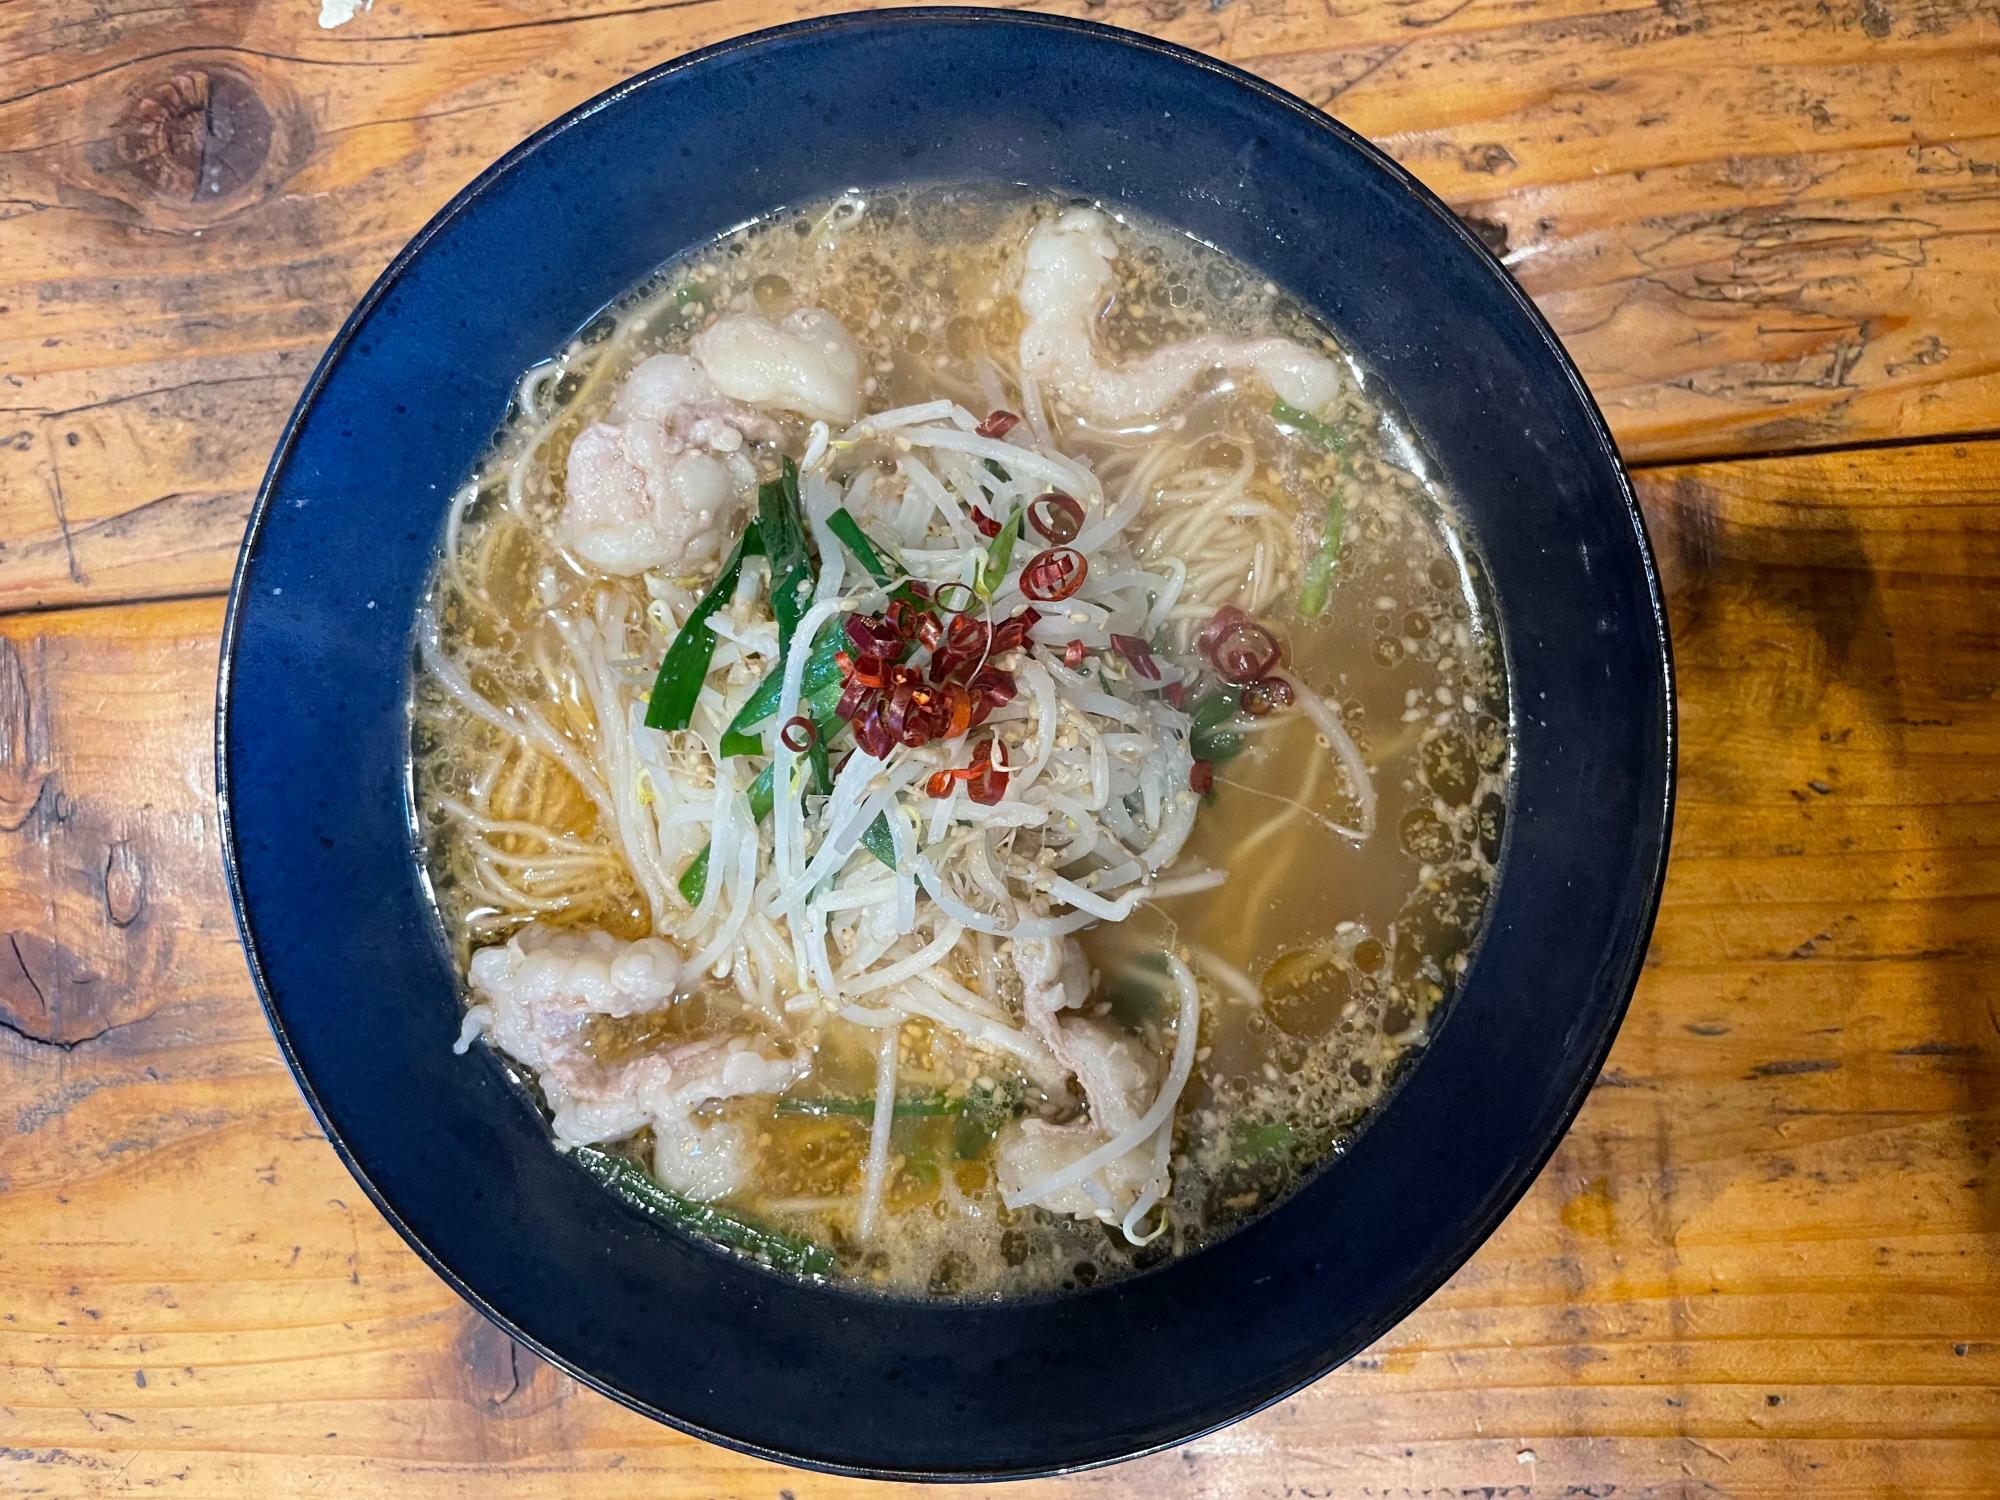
[
  {"xmin": 967, "ymin": 767, "xmax": 1009, "ymax": 806},
  {"xmin": 845, "ymin": 614, "xmax": 901, "ymax": 657},
  {"xmin": 1241, "ymin": 675, "xmax": 1296, "ymax": 717},
  {"xmin": 779, "ymin": 715, "xmax": 817, "ymax": 753},
  {"xmin": 1020, "ymin": 547, "xmax": 1087, "ymax": 602},
  {"xmin": 945, "ymin": 684, "xmax": 974, "ymax": 739},
  {"xmin": 1197, "ymin": 605, "xmax": 1249, "ymax": 655},
  {"xmin": 933, "ymin": 581, "xmax": 976, "ymax": 613},
  {"xmin": 1027, "ymin": 491, "xmax": 1085, "ymax": 545},
  {"xmin": 976, "ymin": 409, "xmax": 1021, "ymax": 440},
  {"xmin": 1204, "ymin": 611, "xmax": 1282, "ymax": 684}
]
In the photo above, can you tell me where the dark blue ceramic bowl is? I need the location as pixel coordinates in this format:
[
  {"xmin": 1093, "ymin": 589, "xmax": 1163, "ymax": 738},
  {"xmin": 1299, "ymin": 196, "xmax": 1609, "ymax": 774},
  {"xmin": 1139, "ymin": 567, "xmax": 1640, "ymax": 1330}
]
[{"xmin": 219, "ymin": 8, "xmax": 1672, "ymax": 1479}]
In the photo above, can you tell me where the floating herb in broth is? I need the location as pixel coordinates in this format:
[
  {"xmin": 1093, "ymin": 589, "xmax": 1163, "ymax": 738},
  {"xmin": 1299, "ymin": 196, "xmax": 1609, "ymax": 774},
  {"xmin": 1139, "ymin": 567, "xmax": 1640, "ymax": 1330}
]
[{"xmin": 412, "ymin": 185, "xmax": 1507, "ymax": 1297}]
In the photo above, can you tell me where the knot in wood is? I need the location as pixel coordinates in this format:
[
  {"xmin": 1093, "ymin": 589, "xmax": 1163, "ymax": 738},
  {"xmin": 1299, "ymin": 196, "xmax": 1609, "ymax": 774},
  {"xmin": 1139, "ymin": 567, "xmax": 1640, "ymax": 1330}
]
[{"xmin": 110, "ymin": 66, "xmax": 273, "ymax": 206}]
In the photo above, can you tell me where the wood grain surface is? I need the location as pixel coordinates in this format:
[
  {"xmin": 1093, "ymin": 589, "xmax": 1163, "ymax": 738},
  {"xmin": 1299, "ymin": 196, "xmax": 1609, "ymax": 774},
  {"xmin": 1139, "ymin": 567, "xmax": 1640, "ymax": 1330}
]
[
  {"xmin": 5, "ymin": 0, "xmax": 2000, "ymax": 612},
  {"xmin": 2, "ymin": 1, "xmax": 1997, "ymax": 1496}
]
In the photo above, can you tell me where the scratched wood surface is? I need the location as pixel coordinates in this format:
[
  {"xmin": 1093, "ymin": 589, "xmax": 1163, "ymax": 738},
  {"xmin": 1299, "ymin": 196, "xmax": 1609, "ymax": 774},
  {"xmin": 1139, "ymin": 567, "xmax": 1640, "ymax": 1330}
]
[{"xmin": 1, "ymin": 0, "xmax": 1997, "ymax": 1496}]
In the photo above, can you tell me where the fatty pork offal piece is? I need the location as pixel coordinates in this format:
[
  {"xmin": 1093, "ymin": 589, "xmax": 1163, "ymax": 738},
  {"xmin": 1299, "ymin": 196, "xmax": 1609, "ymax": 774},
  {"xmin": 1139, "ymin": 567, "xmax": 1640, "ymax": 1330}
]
[{"xmin": 455, "ymin": 923, "xmax": 804, "ymax": 1200}]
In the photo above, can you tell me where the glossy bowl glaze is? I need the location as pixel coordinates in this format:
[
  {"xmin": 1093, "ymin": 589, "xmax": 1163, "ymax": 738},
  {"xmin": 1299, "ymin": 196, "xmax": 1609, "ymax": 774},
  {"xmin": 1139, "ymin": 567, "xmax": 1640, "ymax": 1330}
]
[{"xmin": 219, "ymin": 9, "xmax": 1672, "ymax": 1479}]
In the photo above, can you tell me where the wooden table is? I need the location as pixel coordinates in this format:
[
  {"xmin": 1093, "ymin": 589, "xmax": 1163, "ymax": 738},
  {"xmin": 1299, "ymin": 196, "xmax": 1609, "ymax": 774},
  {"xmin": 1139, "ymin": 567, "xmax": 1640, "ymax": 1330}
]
[{"xmin": 3, "ymin": 1, "xmax": 1997, "ymax": 1494}]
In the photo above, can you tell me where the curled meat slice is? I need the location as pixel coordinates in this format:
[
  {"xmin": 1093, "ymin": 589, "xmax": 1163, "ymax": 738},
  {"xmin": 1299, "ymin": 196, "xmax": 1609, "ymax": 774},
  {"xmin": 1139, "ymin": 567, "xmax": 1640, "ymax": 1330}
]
[
  {"xmin": 692, "ymin": 308, "xmax": 865, "ymax": 423},
  {"xmin": 1018, "ymin": 208, "xmax": 1344, "ymax": 426},
  {"xmin": 455, "ymin": 924, "xmax": 804, "ymax": 1199},
  {"xmin": 642, "ymin": 1039, "xmax": 804, "ymax": 1201},
  {"xmin": 994, "ymin": 936, "xmax": 1166, "ymax": 1226},
  {"xmin": 559, "ymin": 354, "xmax": 776, "ymax": 577},
  {"xmin": 995, "ymin": 1115, "xmax": 1160, "ymax": 1224}
]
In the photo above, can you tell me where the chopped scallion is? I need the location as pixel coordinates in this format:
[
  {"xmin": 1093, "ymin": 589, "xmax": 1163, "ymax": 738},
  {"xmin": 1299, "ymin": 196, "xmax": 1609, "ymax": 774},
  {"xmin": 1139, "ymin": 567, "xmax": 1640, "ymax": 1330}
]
[
  {"xmin": 828, "ymin": 506, "xmax": 928, "ymax": 608},
  {"xmin": 571, "ymin": 1145, "xmax": 833, "ymax": 1276},
  {"xmin": 1297, "ymin": 492, "xmax": 1347, "ymax": 621},
  {"xmin": 760, "ymin": 458, "xmax": 813, "ymax": 659},
  {"xmin": 826, "ymin": 507, "xmax": 893, "ymax": 584},
  {"xmin": 861, "ymin": 811, "xmax": 898, "ymax": 871},
  {"xmin": 721, "ymin": 627, "xmax": 847, "ymax": 758},
  {"xmin": 976, "ymin": 507, "xmax": 1023, "ymax": 598},
  {"xmin": 1272, "ymin": 397, "xmax": 1348, "ymax": 451},
  {"xmin": 644, "ymin": 526, "xmax": 762, "ymax": 731},
  {"xmin": 1188, "ymin": 688, "xmax": 1246, "ymax": 764},
  {"xmin": 1231, "ymin": 1119, "xmax": 1296, "ymax": 1163}
]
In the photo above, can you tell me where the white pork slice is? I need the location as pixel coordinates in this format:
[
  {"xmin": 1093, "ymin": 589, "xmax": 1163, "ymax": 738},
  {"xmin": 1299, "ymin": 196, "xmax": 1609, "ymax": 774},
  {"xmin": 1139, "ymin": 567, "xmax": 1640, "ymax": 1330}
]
[
  {"xmin": 1018, "ymin": 208, "xmax": 1344, "ymax": 426},
  {"xmin": 455, "ymin": 923, "xmax": 804, "ymax": 1199},
  {"xmin": 994, "ymin": 935, "xmax": 1168, "ymax": 1226},
  {"xmin": 558, "ymin": 353, "xmax": 777, "ymax": 577},
  {"xmin": 692, "ymin": 307, "xmax": 864, "ymax": 423}
]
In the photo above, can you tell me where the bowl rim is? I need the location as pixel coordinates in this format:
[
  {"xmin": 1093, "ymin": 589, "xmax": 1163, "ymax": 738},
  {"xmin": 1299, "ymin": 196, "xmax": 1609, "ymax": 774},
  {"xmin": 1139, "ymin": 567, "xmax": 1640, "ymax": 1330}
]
[{"xmin": 217, "ymin": 6, "xmax": 1676, "ymax": 1479}]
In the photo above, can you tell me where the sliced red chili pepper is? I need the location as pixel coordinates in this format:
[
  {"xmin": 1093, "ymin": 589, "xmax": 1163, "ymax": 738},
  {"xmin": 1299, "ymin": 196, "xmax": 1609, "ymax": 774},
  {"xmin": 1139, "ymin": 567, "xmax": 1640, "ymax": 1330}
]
[
  {"xmin": 1201, "ymin": 608, "xmax": 1282, "ymax": 684},
  {"xmin": 990, "ymin": 609, "xmax": 1038, "ymax": 653},
  {"xmin": 893, "ymin": 679, "xmax": 958, "ymax": 747},
  {"xmin": 1197, "ymin": 606, "xmax": 1248, "ymax": 656},
  {"xmin": 1109, "ymin": 633, "xmax": 1161, "ymax": 681},
  {"xmin": 846, "ymin": 653, "xmax": 889, "ymax": 689},
  {"xmin": 966, "ymin": 760, "xmax": 1009, "ymax": 806},
  {"xmin": 835, "ymin": 678, "xmax": 870, "ymax": 720},
  {"xmin": 945, "ymin": 612, "xmax": 986, "ymax": 653},
  {"xmin": 1027, "ymin": 491, "xmax": 1085, "ymax": 545},
  {"xmin": 1240, "ymin": 675, "xmax": 1296, "ymax": 716},
  {"xmin": 969, "ymin": 507, "xmax": 1003, "ymax": 539},
  {"xmin": 881, "ymin": 683, "xmax": 916, "ymax": 743},
  {"xmin": 944, "ymin": 683, "xmax": 974, "ymax": 739},
  {"xmin": 1189, "ymin": 760, "xmax": 1215, "ymax": 796},
  {"xmin": 1019, "ymin": 547, "xmax": 1086, "ymax": 602},
  {"xmin": 927, "ymin": 761, "xmax": 977, "ymax": 798},
  {"xmin": 1063, "ymin": 638, "xmax": 1087, "ymax": 669},
  {"xmin": 1163, "ymin": 679, "xmax": 1188, "ymax": 710},
  {"xmin": 971, "ymin": 665, "xmax": 1014, "ymax": 700},
  {"xmin": 966, "ymin": 666, "xmax": 1016, "ymax": 726},
  {"xmin": 853, "ymin": 701, "xmax": 893, "ymax": 759},
  {"xmin": 779, "ymin": 716, "xmax": 817, "ymax": 752},
  {"xmin": 845, "ymin": 614, "xmax": 902, "ymax": 657},
  {"xmin": 976, "ymin": 409, "xmax": 1021, "ymax": 440}
]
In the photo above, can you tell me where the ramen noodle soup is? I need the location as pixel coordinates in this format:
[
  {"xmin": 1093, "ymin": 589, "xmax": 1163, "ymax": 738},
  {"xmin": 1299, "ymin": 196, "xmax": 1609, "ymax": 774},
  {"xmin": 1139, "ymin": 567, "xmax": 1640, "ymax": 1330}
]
[{"xmin": 412, "ymin": 187, "xmax": 1508, "ymax": 1296}]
